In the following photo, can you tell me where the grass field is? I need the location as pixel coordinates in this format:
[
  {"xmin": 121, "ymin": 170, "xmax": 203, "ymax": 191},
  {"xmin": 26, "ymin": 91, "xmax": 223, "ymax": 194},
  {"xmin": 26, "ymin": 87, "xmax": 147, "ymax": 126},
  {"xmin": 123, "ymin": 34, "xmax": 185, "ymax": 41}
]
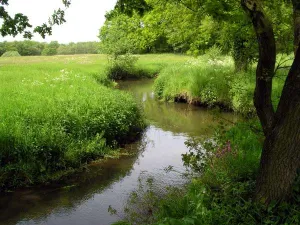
[{"xmin": 0, "ymin": 54, "xmax": 195, "ymax": 189}]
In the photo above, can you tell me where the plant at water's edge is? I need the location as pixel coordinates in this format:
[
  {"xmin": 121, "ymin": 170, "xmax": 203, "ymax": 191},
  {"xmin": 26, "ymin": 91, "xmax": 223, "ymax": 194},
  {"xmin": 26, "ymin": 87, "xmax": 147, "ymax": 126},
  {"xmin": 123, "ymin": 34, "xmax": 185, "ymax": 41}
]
[
  {"xmin": 182, "ymin": 138, "xmax": 215, "ymax": 173},
  {"xmin": 107, "ymin": 54, "xmax": 139, "ymax": 80},
  {"xmin": 153, "ymin": 55, "xmax": 288, "ymax": 116},
  {"xmin": 106, "ymin": 53, "xmax": 157, "ymax": 80}
]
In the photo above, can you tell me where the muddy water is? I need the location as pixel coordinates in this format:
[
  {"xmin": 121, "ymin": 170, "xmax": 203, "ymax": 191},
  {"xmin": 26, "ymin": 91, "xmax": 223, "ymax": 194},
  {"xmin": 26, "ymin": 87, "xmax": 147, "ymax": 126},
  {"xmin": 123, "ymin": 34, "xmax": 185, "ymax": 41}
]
[{"xmin": 0, "ymin": 79, "xmax": 237, "ymax": 225}]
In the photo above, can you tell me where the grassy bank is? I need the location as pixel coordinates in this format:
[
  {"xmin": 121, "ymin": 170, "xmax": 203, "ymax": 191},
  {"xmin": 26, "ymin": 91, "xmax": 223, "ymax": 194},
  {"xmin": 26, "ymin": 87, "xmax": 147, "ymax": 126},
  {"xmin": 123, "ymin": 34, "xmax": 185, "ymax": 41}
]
[
  {"xmin": 154, "ymin": 55, "xmax": 288, "ymax": 115},
  {"xmin": 0, "ymin": 55, "xmax": 149, "ymax": 190}
]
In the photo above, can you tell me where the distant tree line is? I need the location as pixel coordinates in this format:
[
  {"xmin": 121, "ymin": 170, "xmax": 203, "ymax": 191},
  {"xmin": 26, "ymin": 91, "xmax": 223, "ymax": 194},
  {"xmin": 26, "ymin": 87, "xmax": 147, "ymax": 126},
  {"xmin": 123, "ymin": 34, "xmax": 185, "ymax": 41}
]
[{"xmin": 0, "ymin": 41, "xmax": 100, "ymax": 56}]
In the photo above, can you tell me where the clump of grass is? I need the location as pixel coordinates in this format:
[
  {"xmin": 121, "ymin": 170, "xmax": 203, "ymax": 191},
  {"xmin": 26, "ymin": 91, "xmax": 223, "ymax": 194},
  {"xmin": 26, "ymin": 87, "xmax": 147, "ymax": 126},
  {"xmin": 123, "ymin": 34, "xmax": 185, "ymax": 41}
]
[
  {"xmin": 154, "ymin": 57, "xmax": 233, "ymax": 109},
  {"xmin": 154, "ymin": 55, "xmax": 287, "ymax": 115},
  {"xmin": 0, "ymin": 60, "xmax": 145, "ymax": 189}
]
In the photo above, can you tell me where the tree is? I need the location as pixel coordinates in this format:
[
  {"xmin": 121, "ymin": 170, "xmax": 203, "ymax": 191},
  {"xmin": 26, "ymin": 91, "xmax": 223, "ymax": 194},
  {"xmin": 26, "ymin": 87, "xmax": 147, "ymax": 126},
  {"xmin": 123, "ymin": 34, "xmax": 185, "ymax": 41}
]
[
  {"xmin": 0, "ymin": 0, "xmax": 71, "ymax": 39},
  {"xmin": 241, "ymin": 0, "xmax": 300, "ymax": 203},
  {"xmin": 42, "ymin": 41, "xmax": 59, "ymax": 55}
]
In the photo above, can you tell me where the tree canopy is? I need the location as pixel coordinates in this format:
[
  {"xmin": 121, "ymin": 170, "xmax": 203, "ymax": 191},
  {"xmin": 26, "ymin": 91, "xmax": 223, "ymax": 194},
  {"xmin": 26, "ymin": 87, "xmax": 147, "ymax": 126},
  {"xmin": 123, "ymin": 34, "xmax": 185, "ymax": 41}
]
[
  {"xmin": 100, "ymin": 0, "xmax": 293, "ymax": 70},
  {"xmin": 0, "ymin": 0, "xmax": 71, "ymax": 38}
]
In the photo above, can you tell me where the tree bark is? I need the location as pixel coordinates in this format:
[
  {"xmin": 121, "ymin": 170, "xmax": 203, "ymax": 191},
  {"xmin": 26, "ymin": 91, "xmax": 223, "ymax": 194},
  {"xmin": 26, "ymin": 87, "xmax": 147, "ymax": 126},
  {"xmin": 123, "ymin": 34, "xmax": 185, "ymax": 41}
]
[
  {"xmin": 241, "ymin": 0, "xmax": 276, "ymax": 136},
  {"xmin": 256, "ymin": 44, "xmax": 300, "ymax": 203},
  {"xmin": 293, "ymin": 0, "xmax": 300, "ymax": 54},
  {"xmin": 242, "ymin": 0, "xmax": 300, "ymax": 203}
]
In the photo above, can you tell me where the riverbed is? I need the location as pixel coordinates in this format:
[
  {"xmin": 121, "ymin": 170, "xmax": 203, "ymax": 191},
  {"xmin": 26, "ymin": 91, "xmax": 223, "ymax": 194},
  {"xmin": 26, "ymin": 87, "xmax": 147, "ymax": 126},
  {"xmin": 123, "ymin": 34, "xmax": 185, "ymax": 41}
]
[{"xmin": 0, "ymin": 79, "xmax": 237, "ymax": 225}]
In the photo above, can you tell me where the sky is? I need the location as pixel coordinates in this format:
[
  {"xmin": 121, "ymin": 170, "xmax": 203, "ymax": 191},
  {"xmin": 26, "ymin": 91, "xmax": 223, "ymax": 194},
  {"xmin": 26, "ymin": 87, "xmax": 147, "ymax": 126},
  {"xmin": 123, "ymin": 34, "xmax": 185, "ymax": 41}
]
[{"xmin": 2, "ymin": 0, "xmax": 117, "ymax": 43}]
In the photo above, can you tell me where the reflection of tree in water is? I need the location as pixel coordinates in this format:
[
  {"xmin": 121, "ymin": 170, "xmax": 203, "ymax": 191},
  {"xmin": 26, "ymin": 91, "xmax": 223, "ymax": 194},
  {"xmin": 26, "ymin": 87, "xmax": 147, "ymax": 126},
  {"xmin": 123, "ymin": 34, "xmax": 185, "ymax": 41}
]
[{"xmin": 121, "ymin": 79, "xmax": 237, "ymax": 136}]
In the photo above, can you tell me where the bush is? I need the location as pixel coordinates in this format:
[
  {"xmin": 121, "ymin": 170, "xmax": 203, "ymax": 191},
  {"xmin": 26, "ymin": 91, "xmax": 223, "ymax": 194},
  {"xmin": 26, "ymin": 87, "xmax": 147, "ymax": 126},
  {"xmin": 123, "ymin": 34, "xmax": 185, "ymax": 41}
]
[
  {"xmin": 106, "ymin": 54, "xmax": 156, "ymax": 80},
  {"xmin": 1, "ymin": 51, "xmax": 21, "ymax": 57}
]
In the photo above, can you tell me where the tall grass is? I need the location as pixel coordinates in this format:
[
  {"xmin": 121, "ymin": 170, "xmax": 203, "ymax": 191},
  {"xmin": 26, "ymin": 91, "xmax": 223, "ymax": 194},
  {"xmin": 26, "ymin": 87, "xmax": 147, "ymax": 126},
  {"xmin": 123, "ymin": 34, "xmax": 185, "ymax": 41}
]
[
  {"xmin": 0, "ymin": 55, "xmax": 145, "ymax": 189},
  {"xmin": 154, "ymin": 55, "xmax": 288, "ymax": 115}
]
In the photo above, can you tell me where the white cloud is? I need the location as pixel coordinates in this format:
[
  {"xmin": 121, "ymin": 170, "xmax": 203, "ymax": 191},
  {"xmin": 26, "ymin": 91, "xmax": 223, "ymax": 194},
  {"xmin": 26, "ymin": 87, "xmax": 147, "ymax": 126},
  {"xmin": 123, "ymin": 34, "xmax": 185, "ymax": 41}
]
[{"xmin": 2, "ymin": 0, "xmax": 117, "ymax": 43}]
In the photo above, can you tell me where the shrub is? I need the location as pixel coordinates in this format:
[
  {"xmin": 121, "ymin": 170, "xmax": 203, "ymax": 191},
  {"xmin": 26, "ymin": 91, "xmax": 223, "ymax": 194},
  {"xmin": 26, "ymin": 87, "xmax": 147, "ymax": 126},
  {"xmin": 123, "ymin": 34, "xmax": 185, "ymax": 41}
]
[
  {"xmin": 1, "ymin": 51, "xmax": 21, "ymax": 57},
  {"xmin": 107, "ymin": 54, "xmax": 139, "ymax": 80},
  {"xmin": 106, "ymin": 54, "xmax": 156, "ymax": 80}
]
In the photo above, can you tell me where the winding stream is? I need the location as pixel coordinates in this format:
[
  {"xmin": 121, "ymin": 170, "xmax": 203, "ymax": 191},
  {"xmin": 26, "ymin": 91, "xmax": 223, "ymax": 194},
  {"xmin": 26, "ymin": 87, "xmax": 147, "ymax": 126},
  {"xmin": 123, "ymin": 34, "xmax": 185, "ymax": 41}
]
[{"xmin": 0, "ymin": 79, "xmax": 237, "ymax": 225}]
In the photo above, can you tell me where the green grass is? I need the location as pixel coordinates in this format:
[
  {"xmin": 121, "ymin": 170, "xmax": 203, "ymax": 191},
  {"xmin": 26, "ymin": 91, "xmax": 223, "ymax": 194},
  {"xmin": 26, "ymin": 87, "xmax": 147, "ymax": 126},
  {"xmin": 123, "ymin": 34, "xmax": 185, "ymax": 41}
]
[
  {"xmin": 0, "ymin": 54, "xmax": 147, "ymax": 189},
  {"xmin": 154, "ymin": 55, "xmax": 289, "ymax": 115}
]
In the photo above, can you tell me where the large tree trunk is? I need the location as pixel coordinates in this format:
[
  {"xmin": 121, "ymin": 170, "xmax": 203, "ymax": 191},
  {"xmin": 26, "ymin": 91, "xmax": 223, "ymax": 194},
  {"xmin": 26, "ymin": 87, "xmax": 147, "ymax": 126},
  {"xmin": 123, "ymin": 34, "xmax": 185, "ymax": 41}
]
[
  {"xmin": 293, "ymin": 0, "xmax": 300, "ymax": 54},
  {"xmin": 256, "ymin": 43, "xmax": 300, "ymax": 203},
  {"xmin": 241, "ymin": 0, "xmax": 276, "ymax": 136},
  {"xmin": 242, "ymin": 0, "xmax": 300, "ymax": 203}
]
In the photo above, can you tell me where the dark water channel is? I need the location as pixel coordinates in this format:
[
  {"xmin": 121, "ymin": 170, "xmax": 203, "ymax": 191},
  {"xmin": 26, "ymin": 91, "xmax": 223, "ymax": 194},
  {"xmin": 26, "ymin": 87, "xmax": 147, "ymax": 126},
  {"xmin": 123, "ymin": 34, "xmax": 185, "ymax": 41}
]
[{"xmin": 0, "ymin": 79, "xmax": 237, "ymax": 225}]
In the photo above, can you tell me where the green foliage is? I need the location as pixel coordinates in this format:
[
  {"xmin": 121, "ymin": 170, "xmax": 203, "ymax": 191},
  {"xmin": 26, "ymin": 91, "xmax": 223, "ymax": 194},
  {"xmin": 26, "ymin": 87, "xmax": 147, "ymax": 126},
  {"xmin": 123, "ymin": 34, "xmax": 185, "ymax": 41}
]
[
  {"xmin": 1, "ymin": 50, "xmax": 21, "ymax": 57},
  {"xmin": 230, "ymin": 71, "xmax": 256, "ymax": 115},
  {"xmin": 106, "ymin": 54, "xmax": 156, "ymax": 80},
  {"xmin": 57, "ymin": 42, "xmax": 99, "ymax": 55},
  {"xmin": 0, "ymin": 41, "xmax": 99, "ymax": 56},
  {"xmin": 0, "ymin": 0, "xmax": 71, "ymax": 39},
  {"xmin": 42, "ymin": 41, "xmax": 59, "ymax": 56},
  {"xmin": 103, "ymin": 0, "xmax": 293, "ymax": 71},
  {"xmin": 99, "ymin": 13, "xmax": 146, "ymax": 55},
  {"xmin": 0, "ymin": 55, "xmax": 145, "ymax": 189},
  {"xmin": 99, "ymin": 9, "xmax": 173, "ymax": 54},
  {"xmin": 107, "ymin": 54, "xmax": 139, "ymax": 80},
  {"xmin": 154, "ymin": 55, "xmax": 288, "ymax": 115},
  {"xmin": 154, "ymin": 56, "xmax": 233, "ymax": 109}
]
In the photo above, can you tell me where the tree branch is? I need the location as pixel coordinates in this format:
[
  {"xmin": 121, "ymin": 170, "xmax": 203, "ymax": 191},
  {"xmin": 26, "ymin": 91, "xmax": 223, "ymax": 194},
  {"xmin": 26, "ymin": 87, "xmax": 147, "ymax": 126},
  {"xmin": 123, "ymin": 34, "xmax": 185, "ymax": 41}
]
[{"xmin": 177, "ymin": 0, "xmax": 198, "ymax": 13}]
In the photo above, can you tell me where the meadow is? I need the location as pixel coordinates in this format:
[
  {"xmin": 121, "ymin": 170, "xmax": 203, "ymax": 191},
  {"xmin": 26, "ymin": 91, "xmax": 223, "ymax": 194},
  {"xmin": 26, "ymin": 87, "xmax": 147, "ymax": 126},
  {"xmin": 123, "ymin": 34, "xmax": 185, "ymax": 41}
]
[{"xmin": 0, "ymin": 54, "xmax": 193, "ymax": 190}]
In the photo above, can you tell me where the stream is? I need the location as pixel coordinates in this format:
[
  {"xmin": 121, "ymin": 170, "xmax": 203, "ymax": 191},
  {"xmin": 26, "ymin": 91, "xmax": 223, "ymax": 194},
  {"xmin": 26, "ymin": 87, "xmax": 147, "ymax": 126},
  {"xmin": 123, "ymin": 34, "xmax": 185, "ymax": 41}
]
[{"xmin": 0, "ymin": 79, "xmax": 237, "ymax": 225}]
